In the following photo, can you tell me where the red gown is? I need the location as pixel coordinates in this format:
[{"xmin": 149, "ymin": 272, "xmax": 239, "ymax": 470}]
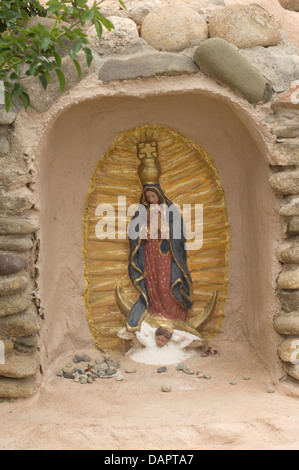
[{"xmin": 143, "ymin": 210, "xmax": 188, "ymax": 322}]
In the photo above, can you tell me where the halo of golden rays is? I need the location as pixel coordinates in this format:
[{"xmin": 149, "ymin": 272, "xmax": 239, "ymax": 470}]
[{"xmin": 83, "ymin": 125, "xmax": 230, "ymax": 352}]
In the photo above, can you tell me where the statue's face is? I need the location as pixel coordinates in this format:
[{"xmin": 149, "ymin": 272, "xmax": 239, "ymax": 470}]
[
  {"xmin": 155, "ymin": 334, "xmax": 170, "ymax": 348},
  {"xmin": 145, "ymin": 190, "xmax": 159, "ymax": 205}
]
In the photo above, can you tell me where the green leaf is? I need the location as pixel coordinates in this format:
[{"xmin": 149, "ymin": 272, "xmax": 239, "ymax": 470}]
[
  {"xmin": 72, "ymin": 59, "xmax": 82, "ymax": 79},
  {"xmin": 94, "ymin": 13, "xmax": 114, "ymax": 32},
  {"xmin": 93, "ymin": 19, "xmax": 102, "ymax": 40},
  {"xmin": 52, "ymin": 51, "xmax": 62, "ymax": 68},
  {"xmin": 72, "ymin": 40, "xmax": 83, "ymax": 55},
  {"xmin": 21, "ymin": 92, "xmax": 30, "ymax": 110},
  {"xmin": 5, "ymin": 93, "xmax": 12, "ymax": 113},
  {"xmin": 55, "ymin": 68, "xmax": 66, "ymax": 92},
  {"xmin": 41, "ymin": 36, "xmax": 52, "ymax": 51},
  {"xmin": 82, "ymin": 10, "xmax": 94, "ymax": 23},
  {"xmin": 83, "ymin": 47, "xmax": 93, "ymax": 67},
  {"xmin": 38, "ymin": 75, "xmax": 48, "ymax": 90}
]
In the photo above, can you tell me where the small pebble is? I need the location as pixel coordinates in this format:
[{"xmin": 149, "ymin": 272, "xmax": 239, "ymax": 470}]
[
  {"xmin": 196, "ymin": 371, "xmax": 205, "ymax": 378},
  {"xmin": 65, "ymin": 362, "xmax": 73, "ymax": 368},
  {"xmin": 105, "ymin": 369, "xmax": 117, "ymax": 377},
  {"xmin": 74, "ymin": 376, "xmax": 80, "ymax": 383},
  {"xmin": 103, "ymin": 353, "xmax": 111, "ymax": 361},
  {"xmin": 183, "ymin": 368, "xmax": 194, "ymax": 375},
  {"xmin": 80, "ymin": 377, "xmax": 88, "ymax": 384},
  {"xmin": 107, "ymin": 360, "xmax": 120, "ymax": 369},
  {"xmin": 267, "ymin": 386, "xmax": 275, "ymax": 394},
  {"xmin": 161, "ymin": 384, "xmax": 172, "ymax": 393},
  {"xmin": 81, "ymin": 355, "xmax": 91, "ymax": 362},
  {"xmin": 73, "ymin": 355, "xmax": 83, "ymax": 363},
  {"xmin": 115, "ymin": 372, "xmax": 124, "ymax": 381},
  {"xmin": 87, "ymin": 377, "xmax": 93, "ymax": 384},
  {"xmin": 63, "ymin": 371, "xmax": 75, "ymax": 379},
  {"xmin": 73, "ymin": 367, "xmax": 85, "ymax": 375},
  {"xmin": 96, "ymin": 358, "xmax": 105, "ymax": 365},
  {"xmin": 176, "ymin": 363, "xmax": 186, "ymax": 371},
  {"xmin": 230, "ymin": 381, "xmax": 237, "ymax": 385},
  {"xmin": 204, "ymin": 373, "xmax": 211, "ymax": 380},
  {"xmin": 125, "ymin": 368, "xmax": 136, "ymax": 374},
  {"xmin": 243, "ymin": 376, "xmax": 251, "ymax": 381},
  {"xmin": 96, "ymin": 370, "xmax": 106, "ymax": 377},
  {"xmin": 56, "ymin": 370, "xmax": 63, "ymax": 377},
  {"xmin": 157, "ymin": 366, "xmax": 167, "ymax": 373}
]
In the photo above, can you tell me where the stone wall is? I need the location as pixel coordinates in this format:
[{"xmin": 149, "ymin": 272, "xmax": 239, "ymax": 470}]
[{"xmin": 0, "ymin": 1, "xmax": 298, "ymax": 397}]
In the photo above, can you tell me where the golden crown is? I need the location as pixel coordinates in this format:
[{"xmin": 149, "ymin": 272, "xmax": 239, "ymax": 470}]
[{"xmin": 137, "ymin": 140, "xmax": 161, "ymax": 186}]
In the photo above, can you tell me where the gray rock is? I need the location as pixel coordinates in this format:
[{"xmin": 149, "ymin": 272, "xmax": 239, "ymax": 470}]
[
  {"xmin": 106, "ymin": 360, "xmax": 120, "ymax": 369},
  {"xmin": 230, "ymin": 381, "xmax": 237, "ymax": 385},
  {"xmin": 0, "ymin": 376, "xmax": 37, "ymax": 398},
  {"xmin": 73, "ymin": 354, "xmax": 91, "ymax": 363},
  {"xmin": 274, "ymin": 312, "xmax": 299, "ymax": 335},
  {"xmin": 105, "ymin": 368, "xmax": 117, "ymax": 377},
  {"xmin": 282, "ymin": 362, "xmax": 299, "ymax": 380},
  {"xmin": 273, "ymin": 139, "xmax": 299, "ymax": 165},
  {"xmin": 14, "ymin": 334, "xmax": 38, "ymax": 354},
  {"xmin": 288, "ymin": 216, "xmax": 299, "ymax": 236},
  {"xmin": 279, "ymin": 239, "xmax": 299, "ymax": 264},
  {"xmin": 278, "ymin": 337, "xmax": 299, "ymax": 363},
  {"xmin": 128, "ymin": 3, "xmax": 156, "ymax": 26},
  {"xmin": 193, "ymin": 38, "xmax": 272, "ymax": 103},
  {"xmin": 272, "ymin": 83, "xmax": 299, "ymax": 138},
  {"xmin": 0, "ymin": 174, "xmax": 27, "ymax": 192},
  {"xmin": 88, "ymin": 16, "xmax": 139, "ymax": 55},
  {"xmin": 278, "ymin": 288, "xmax": 299, "ymax": 312},
  {"xmin": 279, "ymin": 197, "xmax": 299, "ymax": 217},
  {"xmin": 56, "ymin": 370, "xmax": 63, "ymax": 377},
  {"xmin": 0, "ymin": 193, "xmax": 31, "ymax": 215},
  {"xmin": 0, "ymin": 292, "xmax": 32, "ymax": 318},
  {"xmin": 0, "ymin": 217, "xmax": 36, "ymax": 235},
  {"xmin": 176, "ymin": 363, "xmax": 186, "ymax": 371},
  {"xmin": 278, "ymin": 267, "xmax": 299, "ymax": 290},
  {"xmin": 240, "ymin": 43, "xmax": 299, "ymax": 93},
  {"xmin": 267, "ymin": 386, "xmax": 276, "ymax": 393},
  {"xmin": 204, "ymin": 373, "xmax": 212, "ymax": 380},
  {"xmin": 0, "ymin": 350, "xmax": 40, "ymax": 378},
  {"xmin": 141, "ymin": 5, "xmax": 208, "ymax": 52},
  {"xmin": 80, "ymin": 377, "xmax": 88, "ymax": 384},
  {"xmin": 157, "ymin": 366, "xmax": 167, "ymax": 373},
  {"xmin": 98, "ymin": 52, "xmax": 199, "ymax": 82},
  {"xmin": 0, "ymin": 136, "xmax": 10, "ymax": 156},
  {"xmin": 0, "ymin": 254, "xmax": 27, "ymax": 276},
  {"xmin": 0, "ymin": 106, "xmax": 18, "ymax": 125},
  {"xmin": 0, "ymin": 235, "xmax": 33, "ymax": 252},
  {"xmin": 279, "ymin": 1, "xmax": 299, "ymax": 12},
  {"xmin": 269, "ymin": 170, "xmax": 299, "ymax": 195},
  {"xmin": 209, "ymin": 4, "xmax": 281, "ymax": 49},
  {"xmin": 0, "ymin": 274, "xmax": 29, "ymax": 297},
  {"xmin": 125, "ymin": 368, "xmax": 136, "ymax": 374},
  {"xmin": 0, "ymin": 309, "xmax": 41, "ymax": 337}
]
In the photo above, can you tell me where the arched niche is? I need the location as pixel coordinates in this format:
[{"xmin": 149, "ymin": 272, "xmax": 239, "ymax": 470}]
[{"xmin": 34, "ymin": 89, "xmax": 281, "ymax": 376}]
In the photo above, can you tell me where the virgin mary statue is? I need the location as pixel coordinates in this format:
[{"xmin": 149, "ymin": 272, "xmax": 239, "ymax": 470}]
[{"xmin": 116, "ymin": 140, "xmax": 217, "ymax": 344}]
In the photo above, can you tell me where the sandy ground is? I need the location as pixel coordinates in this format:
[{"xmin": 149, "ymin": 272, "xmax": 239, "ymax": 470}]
[{"xmin": 1, "ymin": 339, "xmax": 299, "ymax": 451}]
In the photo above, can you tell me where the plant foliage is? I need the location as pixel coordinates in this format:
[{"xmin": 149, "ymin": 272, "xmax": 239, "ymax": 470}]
[{"xmin": 0, "ymin": 0, "xmax": 126, "ymax": 111}]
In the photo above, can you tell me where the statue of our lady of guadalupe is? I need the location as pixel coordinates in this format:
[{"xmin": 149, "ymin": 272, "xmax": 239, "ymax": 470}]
[{"xmin": 116, "ymin": 141, "xmax": 218, "ymax": 354}]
